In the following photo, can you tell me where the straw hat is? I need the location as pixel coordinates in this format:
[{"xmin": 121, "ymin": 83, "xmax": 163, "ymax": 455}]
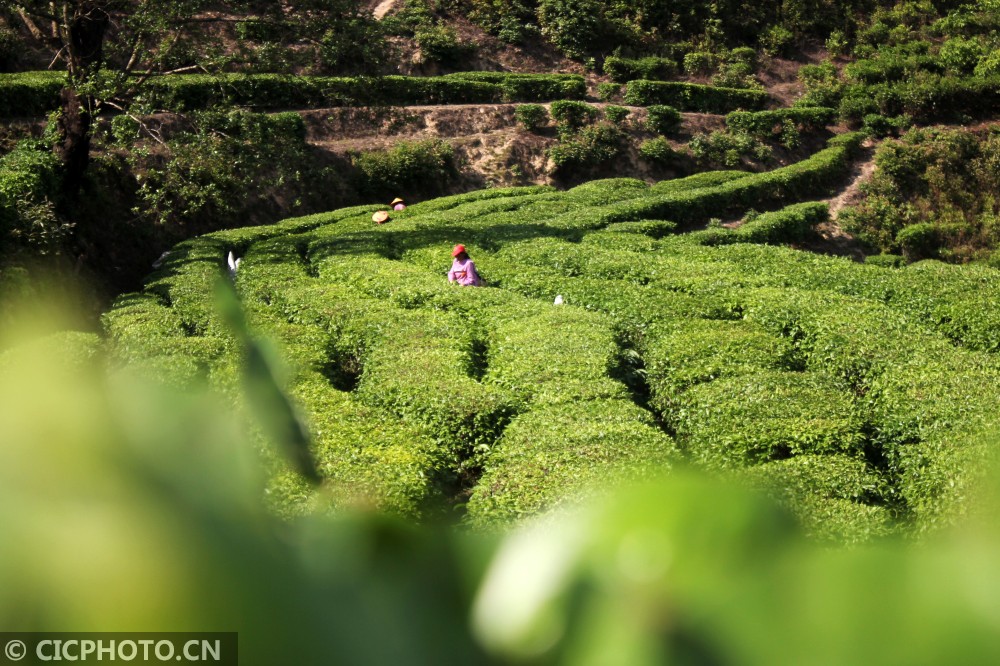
[
  {"xmin": 390, "ymin": 197, "xmax": 404, "ymax": 205},
  {"xmin": 452, "ymin": 244, "xmax": 466, "ymax": 257},
  {"xmin": 372, "ymin": 210, "xmax": 390, "ymax": 224}
]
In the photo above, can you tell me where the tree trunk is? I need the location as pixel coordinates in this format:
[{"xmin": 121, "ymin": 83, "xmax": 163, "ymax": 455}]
[
  {"xmin": 54, "ymin": 1, "xmax": 110, "ymax": 201},
  {"xmin": 54, "ymin": 87, "xmax": 92, "ymax": 200}
]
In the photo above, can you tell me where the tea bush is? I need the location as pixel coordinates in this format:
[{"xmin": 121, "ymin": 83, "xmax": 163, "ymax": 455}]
[
  {"xmin": 725, "ymin": 107, "xmax": 836, "ymax": 135},
  {"xmin": 1, "ymin": 71, "xmax": 589, "ymax": 117},
  {"xmin": 603, "ymin": 56, "xmax": 678, "ymax": 83},
  {"xmin": 624, "ymin": 80, "xmax": 769, "ymax": 112},
  {"xmin": 100, "ymin": 127, "xmax": 1000, "ymax": 537},
  {"xmin": 443, "ymin": 72, "xmax": 587, "ymax": 101},
  {"xmin": 0, "ymin": 140, "xmax": 71, "ymax": 255},
  {"xmin": 466, "ymin": 398, "xmax": 678, "ymax": 525},
  {"xmin": 352, "ymin": 139, "xmax": 457, "ymax": 198},
  {"xmin": 672, "ymin": 369, "xmax": 864, "ymax": 470},
  {"xmin": 549, "ymin": 100, "xmax": 599, "ymax": 134},
  {"xmin": 514, "ymin": 104, "xmax": 547, "ymax": 131},
  {"xmin": 638, "ymin": 136, "xmax": 676, "ymax": 165},
  {"xmin": 10, "ymin": 333, "xmax": 1000, "ymax": 660},
  {"xmin": 0, "ymin": 72, "xmax": 65, "ymax": 117},
  {"xmin": 548, "ymin": 123, "xmax": 625, "ymax": 174},
  {"xmin": 644, "ymin": 104, "xmax": 681, "ymax": 135}
]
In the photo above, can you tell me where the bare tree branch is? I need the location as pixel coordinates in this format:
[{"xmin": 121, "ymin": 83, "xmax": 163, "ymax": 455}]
[{"xmin": 16, "ymin": 8, "xmax": 46, "ymax": 39}]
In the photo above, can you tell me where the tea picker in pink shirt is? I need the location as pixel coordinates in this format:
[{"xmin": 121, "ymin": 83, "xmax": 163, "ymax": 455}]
[{"xmin": 448, "ymin": 244, "xmax": 482, "ymax": 286}]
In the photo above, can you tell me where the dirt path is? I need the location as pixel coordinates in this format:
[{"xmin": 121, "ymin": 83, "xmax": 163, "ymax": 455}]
[
  {"xmin": 827, "ymin": 145, "xmax": 877, "ymax": 217},
  {"xmin": 372, "ymin": 0, "xmax": 398, "ymax": 19},
  {"xmin": 797, "ymin": 142, "xmax": 878, "ymax": 260}
]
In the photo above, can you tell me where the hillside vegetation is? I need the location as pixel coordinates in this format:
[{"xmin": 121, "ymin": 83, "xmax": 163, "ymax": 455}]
[
  {"xmin": 1, "ymin": 0, "xmax": 999, "ymax": 295},
  {"xmin": 2, "ymin": 0, "xmax": 1000, "ymax": 658}
]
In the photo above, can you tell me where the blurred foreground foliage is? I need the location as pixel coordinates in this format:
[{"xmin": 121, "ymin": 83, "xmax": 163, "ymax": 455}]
[{"xmin": 5, "ymin": 293, "xmax": 1000, "ymax": 665}]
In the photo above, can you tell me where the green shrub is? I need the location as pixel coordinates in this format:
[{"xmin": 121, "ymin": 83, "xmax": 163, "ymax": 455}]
[
  {"xmin": 603, "ymin": 105, "xmax": 629, "ymax": 125},
  {"xmin": 682, "ymin": 51, "xmax": 716, "ymax": 75},
  {"xmin": 896, "ymin": 222, "xmax": 941, "ymax": 261},
  {"xmin": 673, "ymin": 369, "xmax": 863, "ymax": 471},
  {"xmin": 603, "ymin": 56, "xmax": 678, "ymax": 83},
  {"xmin": 696, "ymin": 202, "xmax": 828, "ymax": 246},
  {"xmin": 642, "ymin": 318, "xmax": 797, "ymax": 410},
  {"xmin": 728, "ymin": 47, "xmax": 758, "ymax": 67},
  {"xmin": 638, "ymin": 137, "xmax": 676, "ymax": 165},
  {"xmin": 353, "ymin": 139, "xmax": 456, "ymax": 198},
  {"xmin": 444, "ymin": 72, "xmax": 587, "ymax": 101},
  {"xmin": 761, "ymin": 25, "xmax": 795, "ymax": 57},
  {"xmin": 712, "ymin": 61, "xmax": 760, "ymax": 89},
  {"xmin": 0, "ymin": 141, "xmax": 71, "ymax": 255},
  {"xmin": 939, "ymin": 37, "xmax": 985, "ymax": 74},
  {"xmin": 125, "ymin": 110, "xmax": 318, "ymax": 230},
  {"xmin": 514, "ymin": 103, "xmax": 548, "ymax": 131},
  {"xmin": 415, "ymin": 25, "xmax": 475, "ymax": 65},
  {"xmin": 689, "ymin": 130, "xmax": 772, "ymax": 167},
  {"xmin": 624, "ymin": 80, "xmax": 769, "ymax": 113},
  {"xmin": 865, "ymin": 253, "xmax": 906, "ymax": 267},
  {"xmin": 549, "ymin": 100, "xmax": 599, "ymax": 134},
  {"xmin": 725, "ymin": 107, "xmax": 836, "ymax": 135},
  {"xmin": 271, "ymin": 371, "xmax": 446, "ymax": 519},
  {"xmin": 596, "ymin": 82, "xmax": 621, "ymax": 101},
  {"xmin": 734, "ymin": 455, "xmax": 895, "ymax": 543},
  {"xmin": 603, "ymin": 219, "xmax": 678, "ymax": 237},
  {"xmin": 975, "ymin": 50, "xmax": 1000, "ymax": 77},
  {"xmin": 644, "ymin": 104, "xmax": 681, "ymax": 134},
  {"xmin": 795, "ymin": 61, "xmax": 845, "ymax": 108},
  {"xmin": 0, "ymin": 72, "xmax": 65, "ymax": 117},
  {"xmin": 862, "ymin": 113, "xmax": 903, "ymax": 138},
  {"xmin": 548, "ymin": 123, "xmax": 625, "ymax": 175},
  {"xmin": 467, "ymin": 399, "xmax": 677, "ymax": 525},
  {"xmin": 537, "ymin": 0, "xmax": 607, "ymax": 59},
  {"xmin": 825, "ymin": 30, "xmax": 850, "ymax": 58},
  {"xmin": 484, "ymin": 306, "xmax": 625, "ymax": 405},
  {"xmin": 837, "ymin": 74, "xmax": 1000, "ymax": 123}
]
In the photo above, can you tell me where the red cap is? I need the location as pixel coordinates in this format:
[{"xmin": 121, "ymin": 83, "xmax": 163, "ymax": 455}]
[{"xmin": 452, "ymin": 244, "xmax": 466, "ymax": 257}]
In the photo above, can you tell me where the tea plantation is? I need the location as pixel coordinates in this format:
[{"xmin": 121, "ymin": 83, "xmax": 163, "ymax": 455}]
[{"xmin": 102, "ymin": 130, "xmax": 1000, "ymax": 543}]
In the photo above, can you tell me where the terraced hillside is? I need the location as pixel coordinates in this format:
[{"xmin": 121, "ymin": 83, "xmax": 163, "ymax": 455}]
[{"xmin": 103, "ymin": 130, "xmax": 1000, "ymax": 542}]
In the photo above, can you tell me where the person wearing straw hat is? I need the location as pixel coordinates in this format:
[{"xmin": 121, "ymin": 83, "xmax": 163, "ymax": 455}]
[
  {"xmin": 448, "ymin": 244, "xmax": 482, "ymax": 286},
  {"xmin": 391, "ymin": 197, "xmax": 406, "ymax": 211},
  {"xmin": 372, "ymin": 210, "xmax": 390, "ymax": 224}
]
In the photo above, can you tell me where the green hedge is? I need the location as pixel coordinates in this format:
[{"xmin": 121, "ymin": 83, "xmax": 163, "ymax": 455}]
[
  {"xmin": 672, "ymin": 369, "xmax": 864, "ymax": 471},
  {"xmin": 623, "ymin": 80, "xmax": 769, "ymax": 112},
  {"xmin": 603, "ymin": 56, "xmax": 679, "ymax": 83},
  {"xmin": 141, "ymin": 73, "xmax": 502, "ymax": 110},
  {"xmin": 0, "ymin": 72, "xmax": 65, "ymax": 117},
  {"xmin": 267, "ymin": 371, "xmax": 446, "ymax": 519},
  {"xmin": 690, "ymin": 202, "xmax": 829, "ymax": 246},
  {"xmin": 641, "ymin": 318, "xmax": 797, "ymax": 413},
  {"xmin": 844, "ymin": 55, "xmax": 942, "ymax": 84},
  {"xmin": 838, "ymin": 75, "xmax": 1000, "ymax": 122},
  {"xmin": 0, "ymin": 71, "xmax": 589, "ymax": 117},
  {"xmin": 725, "ymin": 107, "xmax": 836, "ymax": 134},
  {"xmin": 541, "ymin": 133, "xmax": 861, "ymax": 229},
  {"xmin": 466, "ymin": 399, "xmax": 678, "ymax": 525},
  {"xmin": 734, "ymin": 454, "xmax": 896, "ymax": 543},
  {"xmin": 485, "ymin": 306, "xmax": 627, "ymax": 406},
  {"xmin": 442, "ymin": 72, "xmax": 586, "ymax": 101},
  {"xmin": 101, "ymin": 155, "xmax": 1000, "ymax": 538}
]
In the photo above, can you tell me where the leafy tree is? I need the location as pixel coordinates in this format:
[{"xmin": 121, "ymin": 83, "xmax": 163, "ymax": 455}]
[{"xmin": 537, "ymin": 0, "xmax": 607, "ymax": 59}]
